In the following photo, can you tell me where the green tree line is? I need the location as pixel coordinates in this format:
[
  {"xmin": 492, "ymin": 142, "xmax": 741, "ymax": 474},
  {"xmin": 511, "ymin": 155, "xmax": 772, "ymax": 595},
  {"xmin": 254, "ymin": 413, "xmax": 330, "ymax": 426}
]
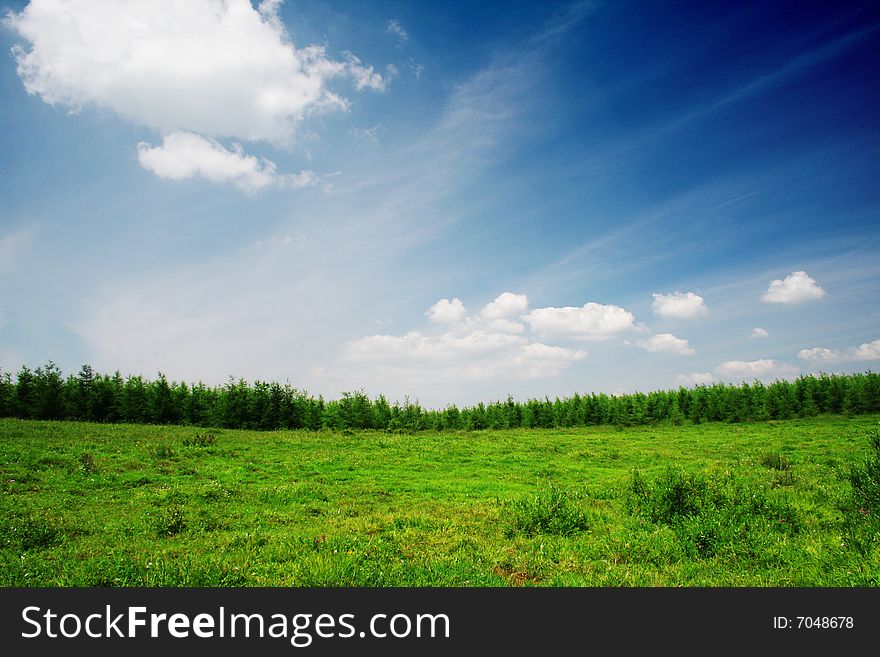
[{"xmin": 0, "ymin": 362, "xmax": 878, "ymax": 431}]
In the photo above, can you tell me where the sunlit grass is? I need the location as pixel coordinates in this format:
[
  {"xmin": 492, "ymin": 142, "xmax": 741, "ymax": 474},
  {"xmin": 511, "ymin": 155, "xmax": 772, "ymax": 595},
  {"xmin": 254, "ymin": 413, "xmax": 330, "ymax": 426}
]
[{"xmin": 1, "ymin": 415, "xmax": 878, "ymax": 586}]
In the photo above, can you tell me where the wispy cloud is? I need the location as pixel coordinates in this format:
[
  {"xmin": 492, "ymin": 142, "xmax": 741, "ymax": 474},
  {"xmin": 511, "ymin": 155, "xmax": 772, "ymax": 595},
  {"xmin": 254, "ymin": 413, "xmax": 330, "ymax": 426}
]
[
  {"xmin": 69, "ymin": 20, "xmax": 562, "ymax": 398},
  {"xmin": 0, "ymin": 226, "xmax": 36, "ymax": 273},
  {"xmin": 386, "ymin": 19, "xmax": 409, "ymax": 42},
  {"xmin": 675, "ymin": 372, "xmax": 714, "ymax": 387}
]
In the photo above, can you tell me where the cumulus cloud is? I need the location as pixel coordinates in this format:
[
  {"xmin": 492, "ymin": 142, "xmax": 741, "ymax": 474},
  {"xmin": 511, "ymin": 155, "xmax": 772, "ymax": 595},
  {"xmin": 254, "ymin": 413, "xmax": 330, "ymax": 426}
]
[
  {"xmin": 7, "ymin": 0, "xmax": 386, "ymax": 190},
  {"xmin": 386, "ymin": 19, "xmax": 409, "ymax": 41},
  {"xmin": 523, "ymin": 302, "xmax": 638, "ymax": 339},
  {"xmin": 341, "ymin": 290, "xmax": 591, "ymax": 382},
  {"xmin": 798, "ymin": 338, "xmax": 880, "ymax": 363},
  {"xmin": 651, "ymin": 291, "xmax": 707, "ymax": 319},
  {"xmin": 480, "ymin": 292, "xmax": 528, "ymax": 320},
  {"xmin": 636, "ymin": 333, "xmax": 695, "ymax": 355},
  {"xmin": 715, "ymin": 359, "xmax": 799, "ymax": 380},
  {"xmin": 137, "ymin": 132, "xmax": 317, "ymax": 193},
  {"xmin": 7, "ymin": 0, "xmax": 386, "ymax": 142},
  {"xmin": 750, "ymin": 327, "xmax": 769, "ymax": 339},
  {"xmin": 674, "ymin": 372, "xmax": 714, "ymax": 387},
  {"xmin": 425, "ymin": 298, "xmax": 468, "ymax": 323},
  {"xmin": 762, "ymin": 271, "xmax": 826, "ymax": 304}
]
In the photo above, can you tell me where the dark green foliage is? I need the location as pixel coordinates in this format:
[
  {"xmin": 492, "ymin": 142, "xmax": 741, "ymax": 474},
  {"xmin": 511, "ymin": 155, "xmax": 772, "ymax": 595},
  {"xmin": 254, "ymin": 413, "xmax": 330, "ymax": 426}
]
[
  {"xmin": 626, "ymin": 469, "xmax": 711, "ymax": 524},
  {"xmin": 79, "ymin": 451, "xmax": 98, "ymax": 474},
  {"xmin": 504, "ymin": 484, "xmax": 590, "ymax": 537},
  {"xmin": 0, "ymin": 362, "xmax": 878, "ymax": 432},
  {"xmin": 840, "ymin": 429, "xmax": 880, "ymax": 552},
  {"xmin": 626, "ymin": 468, "xmax": 800, "ymax": 558},
  {"xmin": 149, "ymin": 443, "xmax": 176, "ymax": 460},
  {"xmin": 154, "ymin": 505, "xmax": 187, "ymax": 537},
  {"xmin": 182, "ymin": 433, "xmax": 217, "ymax": 447},
  {"xmin": 1, "ymin": 513, "xmax": 62, "ymax": 551},
  {"xmin": 760, "ymin": 452, "xmax": 792, "ymax": 471}
]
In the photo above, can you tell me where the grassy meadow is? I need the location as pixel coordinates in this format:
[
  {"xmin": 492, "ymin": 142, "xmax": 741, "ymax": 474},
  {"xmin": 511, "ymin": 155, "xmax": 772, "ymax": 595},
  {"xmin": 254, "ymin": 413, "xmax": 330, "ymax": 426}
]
[{"xmin": 1, "ymin": 415, "xmax": 879, "ymax": 586}]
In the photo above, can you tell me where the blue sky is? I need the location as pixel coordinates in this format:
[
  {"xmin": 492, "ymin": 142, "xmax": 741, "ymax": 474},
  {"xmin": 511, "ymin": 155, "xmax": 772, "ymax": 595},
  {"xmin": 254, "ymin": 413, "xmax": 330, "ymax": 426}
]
[{"xmin": 1, "ymin": 0, "xmax": 878, "ymax": 407}]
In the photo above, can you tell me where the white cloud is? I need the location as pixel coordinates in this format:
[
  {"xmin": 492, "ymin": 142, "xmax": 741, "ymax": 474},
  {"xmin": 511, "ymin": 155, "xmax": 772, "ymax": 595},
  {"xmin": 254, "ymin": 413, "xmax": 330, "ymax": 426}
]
[
  {"xmin": 341, "ymin": 51, "xmax": 386, "ymax": 92},
  {"xmin": 480, "ymin": 292, "xmax": 529, "ymax": 320},
  {"xmin": 425, "ymin": 298, "xmax": 468, "ymax": 323},
  {"xmin": 651, "ymin": 291, "xmax": 707, "ymax": 319},
  {"xmin": 636, "ymin": 333, "xmax": 695, "ymax": 355},
  {"xmin": 486, "ymin": 318, "xmax": 526, "ymax": 334},
  {"xmin": 750, "ymin": 327, "xmax": 769, "ymax": 339},
  {"xmin": 342, "ymin": 330, "xmax": 585, "ymax": 381},
  {"xmin": 715, "ymin": 359, "xmax": 799, "ymax": 380},
  {"xmin": 386, "ymin": 19, "xmax": 409, "ymax": 41},
  {"xmin": 762, "ymin": 270, "xmax": 826, "ymax": 304},
  {"xmin": 798, "ymin": 338, "xmax": 880, "ymax": 363},
  {"xmin": 523, "ymin": 302, "xmax": 638, "ymax": 339},
  {"xmin": 346, "ymin": 330, "xmax": 523, "ymax": 363},
  {"xmin": 674, "ymin": 372, "xmax": 714, "ymax": 387},
  {"xmin": 855, "ymin": 340, "xmax": 880, "ymax": 360},
  {"xmin": 350, "ymin": 125, "xmax": 380, "ymax": 143},
  {"xmin": 406, "ymin": 57, "xmax": 425, "ymax": 80},
  {"xmin": 7, "ymin": 0, "xmax": 386, "ymax": 143},
  {"xmin": 340, "ymin": 290, "xmax": 590, "ymax": 384},
  {"xmin": 137, "ymin": 132, "xmax": 317, "ymax": 193},
  {"xmin": 7, "ymin": 0, "xmax": 386, "ymax": 192}
]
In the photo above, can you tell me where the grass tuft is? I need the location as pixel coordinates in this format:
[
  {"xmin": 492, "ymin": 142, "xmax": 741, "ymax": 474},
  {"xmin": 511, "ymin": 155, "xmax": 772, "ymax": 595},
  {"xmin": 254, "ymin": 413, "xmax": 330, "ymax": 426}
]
[{"xmin": 504, "ymin": 483, "xmax": 590, "ymax": 537}]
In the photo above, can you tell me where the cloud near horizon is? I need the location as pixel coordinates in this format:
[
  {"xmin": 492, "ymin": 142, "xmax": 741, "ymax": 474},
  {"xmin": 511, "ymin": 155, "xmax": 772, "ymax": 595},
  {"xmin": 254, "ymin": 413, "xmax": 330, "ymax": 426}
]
[
  {"xmin": 674, "ymin": 372, "xmax": 714, "ymax": 387},
  {"xmin": 798, "ymin": 338, "xmax": 880, "ymax": 363},
  {"xmin": 715, "ymin": 359, "xmax": 799, "ymax": 380},
  {"xmin": 342, "ymin": 292, "xmax": 587, "ymax": 381}
]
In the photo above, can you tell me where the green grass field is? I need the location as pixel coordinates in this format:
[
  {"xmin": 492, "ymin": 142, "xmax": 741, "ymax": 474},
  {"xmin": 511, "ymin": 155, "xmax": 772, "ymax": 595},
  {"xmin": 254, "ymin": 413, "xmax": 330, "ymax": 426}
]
[{"xmin": 2, "ymin": 415, "xmax": 878, "ymax": 586}]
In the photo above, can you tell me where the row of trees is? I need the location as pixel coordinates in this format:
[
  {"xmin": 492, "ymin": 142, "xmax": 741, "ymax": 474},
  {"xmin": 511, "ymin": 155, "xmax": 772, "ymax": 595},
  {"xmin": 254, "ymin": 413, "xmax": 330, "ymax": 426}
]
[{"xmin": 1, "ymin": 362, "xmax": 878, "ymax": 432}]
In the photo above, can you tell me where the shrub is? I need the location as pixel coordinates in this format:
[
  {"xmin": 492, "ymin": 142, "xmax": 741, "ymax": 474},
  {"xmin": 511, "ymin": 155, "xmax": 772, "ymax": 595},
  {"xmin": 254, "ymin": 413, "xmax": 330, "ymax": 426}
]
[
  {"xmin": 182, "ymin": 433, "xmax": 216, "ymax": 447},
  {"xmin": 149, "ymin": 443, "xmax": 176, "ymax": 460},
  {"xmin": 504, "ymin": 484, "xmax": 590, "ymax": 537},
  {"xmin": 625, "ymin": 468, "xmax": 799, "ymax": 558},
  {"xmin": 840, "ymin": 430, "xmax": 880, "ymax": 552},
  {"xmin": 154, "ymin": 505, "xmax": 187, "ymax": 537},
  {"xmin": 626, "ymin": 468, "xmax": 711, "ymax": 524},
  {"xmin": 760, "ymin": 452, "xmax": 792, "ymax": 471},
  {"xmin": 2, "ymin": 513, "xmax": 61, "ymax": 551},
  {"xmin": 79, "ymin": 452, "xmax": 99, "ymax": 475}
]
